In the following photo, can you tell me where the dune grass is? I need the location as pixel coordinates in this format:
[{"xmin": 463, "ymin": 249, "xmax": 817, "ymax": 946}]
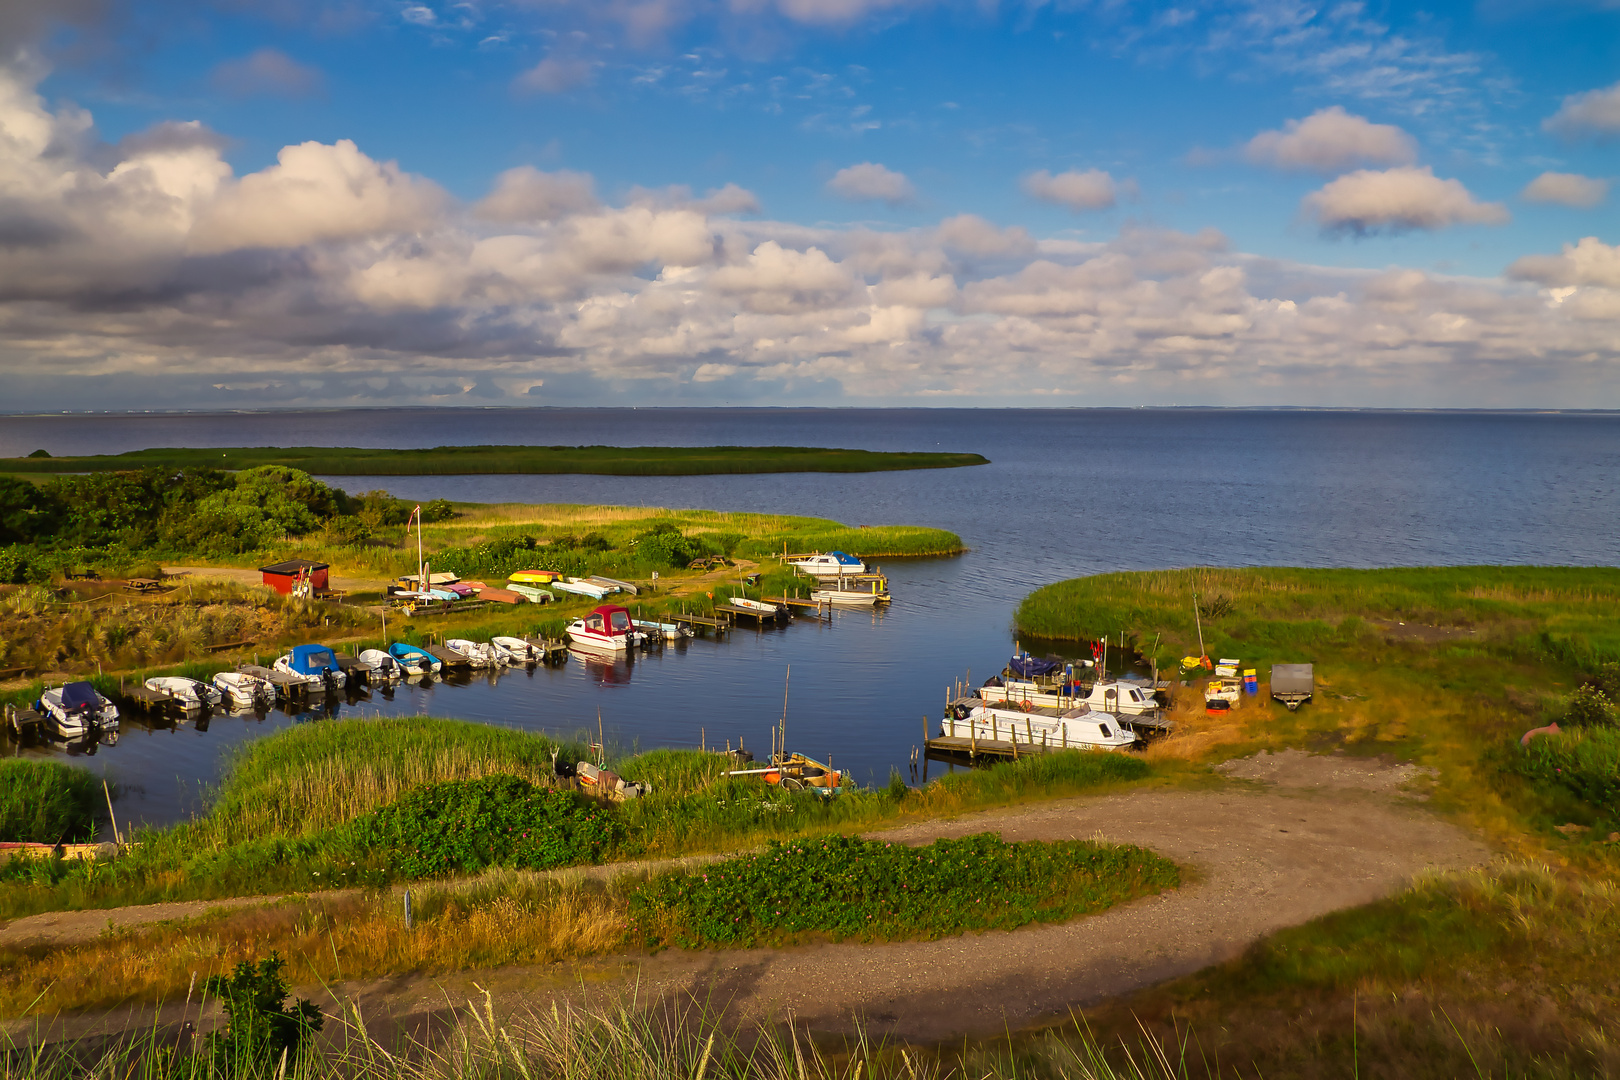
[{"xmin": 0, "ymin": 761, "xmax": 101, "ymax": 843}]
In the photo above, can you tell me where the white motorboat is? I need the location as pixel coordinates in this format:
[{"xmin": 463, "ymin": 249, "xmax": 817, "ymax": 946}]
[
  {"xmin": 811, "ymin": 581, "xmax": 891, "ymax": 606},
  {"xmin": 445, "ymin": 638, "xmax": 504, "ymax": 668},
  {"xmin": 212, "ymin": 671, "xmax": 274, "ymax": 709},
  {"xmin": 978, "ymin": 678, "xmax": 1160, "ymax": 715},
  {"xmin": 633, "ymin": 619, "xmax": 693, "ymax": 642},
  {"xmin": 37, "ymin": 682, "xmax": 120, "ymax": 739},
  {"xmin": 274, "ymin": 644, "xmax": 347, "ymax": 690},
  {"xmin": 789, "ymin": 551, "xmax": 867, "ymax": 577},
  {"xmin": 553, "ymin": 578, "xmax": 615, "ymax": 600},
  {"xmin": 492, "ymin": 636, "xmax": 544, "ymax": 662},
  {"xmin": 943, "ymin": 700, "xmax": 1137, "ymax": 751},
  {"xmin": 565, "ymin": 604, "xmax": 646, "ymax": 652},
  {"xmin": 358, "ymin": 649, "xmax": 404, "ymax": 681},
  {"xmin": 145, "ymin": 676, "xmax": 223, "ymax": 711},
  {"xmin": 730, "ymin": 597, "xmax": 788, "ymax": 618}
]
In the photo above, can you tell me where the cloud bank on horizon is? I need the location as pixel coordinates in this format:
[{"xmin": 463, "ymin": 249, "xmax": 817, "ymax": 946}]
[{"xmin": 0, "ymin": 0, "xmax": 1617, "ymax": 410}]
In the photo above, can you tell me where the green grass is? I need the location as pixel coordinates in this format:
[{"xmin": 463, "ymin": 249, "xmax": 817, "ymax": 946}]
[
  {"xmin": 0, "ymin": 761, "xmax": 100, "ymax": 843},
  {"xmin": 1, "ymin": 444, "xmax": 990, "ymax": 476},
  {"xmin": 630, "ymin": 832, "xmax": 1178, "ymax": 949}
]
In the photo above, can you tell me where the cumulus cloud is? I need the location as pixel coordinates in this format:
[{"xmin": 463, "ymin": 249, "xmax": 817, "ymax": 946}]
[
  {"xmin": 1508, "ymin": 237, "xmax": 1620, "ymax": 290},
  {"xmin": 1022, "ymin": 169, "xmax": 1128, "ymax": 212},
  {"xmin": 1544, "ymin": 80, "xmax": 1620, "ymax": 139},
  {"xmin": 209, "ymin": 48, "xmax": 325, "ymax": 99},
  {"xmin": 935, "ymin": 214, "xmax": 1035, "ymax": 257},
  {"xmin": 826, "ymin": 162, "xmax": 914, "ymax": 205},
  {"xmin": 1244, "ymin": 106, "xmax": 1417, "ymax": 173},
  {"xmin": 1302, "ymin": 166, "xmax": 1509, "ymax": 236},
  {"xmin": 475, "ymin": 166, "xmax": 598, "ymax": 222},
  {"xmin": 1521, "ymin": 171, "xmax": 1609, "ymax": 209},
  {"xmin": 514, "ymin": 55, "xmax": 594, "ymax": 95}
]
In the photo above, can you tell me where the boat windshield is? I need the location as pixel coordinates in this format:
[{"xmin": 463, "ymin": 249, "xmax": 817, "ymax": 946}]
[
  {"xmin": 610, "ymin": 611, "xmax": 631, "ymax": 631},
  {"xmin": 305, "ymin": 650, "xmax": 334, "ymax": 668},
  {"xmin": 587, "ymin": 614, "xmax": 604, "ymax": 631}
]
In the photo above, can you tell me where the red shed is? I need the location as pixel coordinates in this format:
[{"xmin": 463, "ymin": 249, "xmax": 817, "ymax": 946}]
[{"xmin": 259, "ymin": 559, "xmax": 330, "ymax": 596}]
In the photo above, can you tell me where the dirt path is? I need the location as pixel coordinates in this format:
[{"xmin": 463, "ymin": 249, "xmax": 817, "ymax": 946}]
[{"xmin": 1, "ymin": 751, "xmax": 1488, "ymax": 1045}]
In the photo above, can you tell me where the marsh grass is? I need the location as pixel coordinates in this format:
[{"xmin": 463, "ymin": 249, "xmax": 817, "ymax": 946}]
[{"xmin": 0, "ymin": 760, "xmax": 100, "ymax": 843}]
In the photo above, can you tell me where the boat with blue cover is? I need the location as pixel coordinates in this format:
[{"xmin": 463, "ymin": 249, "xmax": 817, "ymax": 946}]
[
  {"xmin": 275, "ymin": 643, "xmax": 347, "ymax": 690},
  {"xmin": 788, "ymin": 550, "xmax": 867, "ymax": 577},
  {"xmin": 38, "ymin": 682, "xmax": 120, "ymax": 739},
  {"xmin": 388, "ymin": 642, "xmax": 442, "ymax": 675}
]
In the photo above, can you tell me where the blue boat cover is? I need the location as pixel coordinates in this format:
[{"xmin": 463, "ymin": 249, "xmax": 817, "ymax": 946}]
[
  {"xmin": 1008, "ymin": 655, "xmax": 1063, "ymax": 678},
  {"xmin": 389, "ymin": 643, "xmax": 433, "ymax": 661},
  {"xmin": 829, "ymin": 551, "xmax": 861, "ymax": 565},
  {"xmin": 61, "ymin": 682, "xmax": 99, "ymax": 709},
  {"xmin": 289, "ymin": 644, "xmax": 338, "ymax": 674}
]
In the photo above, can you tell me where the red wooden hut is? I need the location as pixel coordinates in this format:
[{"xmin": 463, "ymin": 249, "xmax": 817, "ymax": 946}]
[{"xmin": 259, "ymin": 559, "xmax": 330, "ymax": 596}]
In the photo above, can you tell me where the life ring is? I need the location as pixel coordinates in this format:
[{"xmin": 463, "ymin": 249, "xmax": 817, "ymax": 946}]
[
  {"xmin": 1020, "ymin": 699, "xmax": 1033, "ymax": 711},
  {"xmin": 1199, "ymin": 655, "xmax": 1213, "ymax": 670}
]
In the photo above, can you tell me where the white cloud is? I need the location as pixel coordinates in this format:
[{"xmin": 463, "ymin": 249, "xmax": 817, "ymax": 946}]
[
  {"xmin": 934, "ymin": 214, "xmax": 1035, "ymax": 257},
  {"xmin": 1544, "ymin": 80, "xmax": 1620, "ymax": 139},
  {"xmin": 826, "ymin": 162, "xmax": 915, "ymax": 205},
  {"xmin": 1244, "ymin": 106, "xmax": 1417, "ymax": 173},
  {"xmin": 1302, "ymin": 166, "xmax": 1509, "ymax": 235},
  {"xmin": 1508, "ymin": 237, "xmax": 1620, "ymax": 290},
  {"xmin": 475, "ymin": 166, "xmax": 599, "ymax": 222},
  {"xmin": 1520, "ymin": 172, "xmax": 1609, "ymax": 209},
  {"xmin": 1022, "ymin": 169, "xmax": 1127, "ymax": 212},
  {"xmin": 209, "ymin": 49, "xmax": 325, "ymax": 99},
  {"xmin": 514, "ymin": 56, "xmax": 595, "ymax": 95}
]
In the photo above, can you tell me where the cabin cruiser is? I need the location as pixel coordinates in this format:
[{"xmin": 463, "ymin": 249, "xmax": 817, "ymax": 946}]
[
  {"xmin": 789, "ymin": 551, "xmax": 867, "ymax": 577},
  {"xmin": 274, "ymin": 644, "xmax": 346, "ymax": 691},
  {"xmin": 145, "ymin": 676, "xmax": 223, "ymax": 711},
  {"xmin": 565, "ymin": 604, "xmax": 647, "ymax": 652},
  {"xmin": 37, "ymin": 682, "xmax": 120, "ymax": 739},
  {"xmin": 387, "ymin": 642, "xmax": 442, "ymax": 676},
  {"xmin": 944, "ymin": 701, "xmax": 1137, "ymax": 751},
  {"xmin": 213, "ymin": 671, "xmax": 275, "ymax": 709}
]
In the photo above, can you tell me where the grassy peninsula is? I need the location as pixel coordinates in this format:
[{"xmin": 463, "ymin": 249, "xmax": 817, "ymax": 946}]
[
  {"xmin": 1, "ymin": 444, "xmax": 989, "ymax": 476},
  {"xmin": 1015, "ymin": 565, "xmax": 1620, "ymax": 1073}
]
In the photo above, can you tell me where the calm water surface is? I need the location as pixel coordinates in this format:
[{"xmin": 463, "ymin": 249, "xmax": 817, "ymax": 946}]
[{"xmin": 3, "ymin": 409, "xmax": 1616, "ymax": 829}]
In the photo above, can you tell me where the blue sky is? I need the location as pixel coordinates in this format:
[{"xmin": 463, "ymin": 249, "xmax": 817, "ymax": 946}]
[{"xmin": 3, "ymin": 0, "xmax": 1618, "ymax": 409}]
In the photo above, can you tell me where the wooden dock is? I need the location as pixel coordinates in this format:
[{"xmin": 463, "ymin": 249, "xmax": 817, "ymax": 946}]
[
  {"xmin": 715, "ymin": 602, "xmax": 785, "ymax": 623},
  {"xmin": 425, "ymin": 643, "xmax": 474, "ymax": 667},
  {"xmin": 520, "ymin": 636, "xmax": 571, "ymax": 663},
  {"xmin": 673, "ymin": 612, "xmax": 731, "ymax": 637},
  {"xmin": 117, "ymin": 682, "xmax": 193, "ymax": 719},
  {"xmin": 334, "ymin": 654, "xmax": 370, "ymax": 685},
  {"xmin": 923, "ymin": 713, "xmax": 1110, "ymax": 762},
  {"xmin": 4, "ymin": 703, "xmax": 45, "ymax": 739},
  {"xmin": 237, "ymin": 664, "xmax": 317, "ymax": 703}
]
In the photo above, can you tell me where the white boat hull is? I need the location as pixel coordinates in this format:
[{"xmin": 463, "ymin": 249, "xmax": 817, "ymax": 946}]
[
  {"xmin": 39, "ymin": 688, "xmax": 120, "ymax": 738},
  {"xmin": 145, "ymin": 677, "xmax": 222, "ymax": 710},
  {"xmin": 945, "ymin": 701, "xmax": 1137, "ymax": 751},
  {"xmin": 492, "ymin": 636, "xmax": 542, "ymax": 662},
  {"xmin": 811, "ymin": 590, "xmax": 890, "ymax": 606},
  {"xmin": 358, "ymin": 649, "xmax": 403, "ymax": 680},
  {"xmin": 213, "ymin": 672, "xmax": 273, "ymax": 709},
  {"xmin": 979, "ymin": 679, "xmax": 1159, "ymax": 715}
]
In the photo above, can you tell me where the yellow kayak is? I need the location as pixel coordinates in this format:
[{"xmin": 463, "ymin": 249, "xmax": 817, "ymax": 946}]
[{"xmin": 510, "ymin": 570, "xmax": 560, "ymax": 584}]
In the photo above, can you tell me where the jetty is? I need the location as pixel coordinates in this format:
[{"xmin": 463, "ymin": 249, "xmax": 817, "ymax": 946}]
[
  {"xmin": 4, "ymin": 703, "xmax": 44, "ymax": 739},
  {"xmin": 237, "ymin": 664, "xmax": 318, "ymax": 705},
  {"xmin": 519, "ymin": 636, "xmax": 571, "ymax": 663}
]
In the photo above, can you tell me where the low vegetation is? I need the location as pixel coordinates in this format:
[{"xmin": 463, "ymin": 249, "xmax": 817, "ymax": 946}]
[{"xmin": 0, "ymin": 760, "xmax": 100, "ymax": 843}]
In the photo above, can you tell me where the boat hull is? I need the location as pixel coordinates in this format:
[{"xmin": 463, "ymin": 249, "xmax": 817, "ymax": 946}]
[{"xmin": 944, "ymin": 701, "xmax": 1137, "ymax": 751}]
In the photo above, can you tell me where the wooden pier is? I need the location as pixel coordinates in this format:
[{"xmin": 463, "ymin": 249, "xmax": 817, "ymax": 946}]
[
  {"xmin": 715, "ymin": 602, "xmax": 785, "ymax": 623},
  {"xmin": 117, "ymin": 682, "xmax": 194, "ymax": 720},
  {"xmin": 334, "ymin": 654, "xmax": 370, "ymax": 685},
  {"xmin": 520, "ymin": 636, "xmax": 571, "ymax": 663},
  {"xmin": 425, "ymin": 643, "xmax": 474, "ymax": 668},
  {"xmin": 4, "ymin": 703, "xmax": 45, "ymax": 739},
  {"xmin": 237, "ymin": 664, "xmax": 317, "ymax": 704},
  {"xmin": 673, "ymin": 612, "xmax": 731, "ymax": 637}
]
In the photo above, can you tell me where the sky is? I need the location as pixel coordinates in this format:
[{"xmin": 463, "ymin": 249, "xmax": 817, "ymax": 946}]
[{"xmin": 0, "ymin": 0, "xmax": 1617, "ymax": 411}]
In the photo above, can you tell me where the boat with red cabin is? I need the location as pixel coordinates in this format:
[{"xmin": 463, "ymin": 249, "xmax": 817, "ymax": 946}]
[{"xmin": 565, "ymin": 604, "xmax": 647, "ymax": 653}]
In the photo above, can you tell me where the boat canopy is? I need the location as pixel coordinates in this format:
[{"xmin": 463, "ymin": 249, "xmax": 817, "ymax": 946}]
[
  {"xmin": 289, "ymin": 644, "xmax": 339, "ymax": 674},
  {"xmin": 61, "ymin": 682, "xmax": 99, "ymax": 709},
  {"xmin": 389, "ymin": 643, "xmax": 433, "ymax": 660},
  {"xmin": 1008, "ymin": 654, "xmax": 1063, "ymax": 679},
  {"xmin": 828, "ymin": 551, "xmax": 862, "ymax": 566},
  {"xmin": 585, "ymin": 605, "xmax": 635, "ymax": 636}
]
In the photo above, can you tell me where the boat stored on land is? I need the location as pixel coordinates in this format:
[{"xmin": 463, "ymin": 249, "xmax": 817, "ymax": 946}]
[
  {"xmin": 275, "ymin": 644, "xmax": 347, "ymax": 690},
  {"xmin": 728, "ymin": 752, "xmax": 844, "ymax": 795},
  {"xmin": 387, "ymin": 643, "xmax": 442, "ymax": 675},
  {"xmin": 509, "ymin": 570, "xmax": 560, "ymax": 584},
  {"xmin": 589, "ymin": 576, "xmax": 640, "ymax": 596},
  {"xmin": 788, "ymin": 551, "xmax": 866, "ymax": 577},
  {"xmin": 507, "ymin": 584, "xmax": 555, "ymax": 604},
  {"xmin": 144, "ymin": 676, "xmax": 223, "ymax": 711},
  {"xmin": 212, "ymin": 671, "xmax": 274, "ymax": 709},
  {"xmin": 38, "ymin": 682, "xmax": 120, "ymax": 739},
  {"xmin": 553, "ymin": 578, "xmax": 614, "ymax": 600},
  {"xmin": 565, "ymin": 604, "xmax": 647, "ymax": 652}
]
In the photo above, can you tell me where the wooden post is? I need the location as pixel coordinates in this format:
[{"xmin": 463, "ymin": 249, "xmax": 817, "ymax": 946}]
[
  {"xmin": 103, "ymin": 780, "xmax": 121, "ymax": 846},
  {"xmin": 1026, "ymin": 717, "xmax": 1033, "ymax": 746}
]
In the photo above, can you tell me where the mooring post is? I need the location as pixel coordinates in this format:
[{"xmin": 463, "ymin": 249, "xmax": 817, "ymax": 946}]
[{"xmin": 404, "ymin": 889, "xmax": 413, "ymax": 930}]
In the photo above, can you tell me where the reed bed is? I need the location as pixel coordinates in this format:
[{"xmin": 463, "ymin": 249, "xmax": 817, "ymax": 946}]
[{"xmin": 0, "ymin": 761, "xmax": 100, "ymax": 843}]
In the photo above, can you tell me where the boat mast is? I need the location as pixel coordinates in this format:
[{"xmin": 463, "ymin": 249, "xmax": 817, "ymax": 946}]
[{"xmin": 778, "ymin": 665, "xmax": 790, "ymax": 764}]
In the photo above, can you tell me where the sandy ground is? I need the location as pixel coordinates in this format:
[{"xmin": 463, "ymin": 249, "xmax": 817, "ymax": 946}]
[{"xmin": 1, "ymin": 750, "xmax": 1487, "ymax": 1045}]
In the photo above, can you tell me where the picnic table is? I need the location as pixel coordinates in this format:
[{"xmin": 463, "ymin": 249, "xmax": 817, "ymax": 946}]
[{"xmin": 122, "ymin": 578, "xmax": 170, "ymax": 594}]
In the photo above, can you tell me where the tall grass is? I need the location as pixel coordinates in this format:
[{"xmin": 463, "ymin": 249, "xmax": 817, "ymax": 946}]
[{"xmin": 0, "ymin": 760, "xmax": 100, "ymax": 842}]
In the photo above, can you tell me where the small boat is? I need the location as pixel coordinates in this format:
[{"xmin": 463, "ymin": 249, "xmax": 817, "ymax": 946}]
[
  {"xmin": 589, "ymin": 576, "xmax": 639, "ymax": 596},
  {"xmin": 944, "ymin": 701, "xmax": 1137, "ymax": 751},
  {"xmin": 509, "ymin": 570, "xmax": 560, "ymax": 584},
  {"xmin": 212, "ymin": 671, "xmax": 274, "ymax": 709},
  {"xmin": 728, "ymin": 753, "xmax": 844, "ymax": 795},
  {"xmin": 447, "ymin": 638, "xmax": 514, "ymax": 668},
  {"xmin": 789, "ymin": 551, "xmax": 867, "ymax": 577},
  {"xmin": 565, "ymin": 604, "xmax": 646, "ymax": 652},
  {"xmin": 275, "ymin": 644, "xmax": 347, "ymax": 691},
  {"xmin": 508, "ymin": 583, "xmax": 555, "ymax": 604},
  {"xmin": 145, "ymin": 676, "xmax": 223, "ymax": 710},
  {"xmin": 553, "ymin": 578, "xmax": 614, "ymax": 600},
  {"xmin": 492, "ymin": 635, "xmax": 544, "ymax": 662},
  {"xmin": 632, "ymin": 618, "xmax": 694, "ymax": 642},
  {"xmin": 811, "ymin": 579, "xmax": 891, "ymax": 606},
  {"xmin": 979, "ymin": 677, "xmax": 1159, "ymax": 715},
  {"xmin": 357, "ymin": 649, "xmax": 404, "ymax": 681},
  {"xmin": 730, "ymin": 597, "xmax": 788, "ymax": 619},
  {"xmin": 37, "ymin": 682, "xmax": 120, "ymax": 739},
  {"xmin": 388, "ymin": 642, "xmax": 442, "ymax": 675},
  {"xmin": 576, "ymin": 761, "xmax": 649, "ymax": 801},
  {"xmin": 396, "ymin": 571, "xmax": 460, "ymax": 589}
]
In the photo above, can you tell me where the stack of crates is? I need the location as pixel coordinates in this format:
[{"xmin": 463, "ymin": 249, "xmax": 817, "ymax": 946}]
[{"xmin": 1243, "ymin": 668, "xmax": 1259, "ymax": 694}]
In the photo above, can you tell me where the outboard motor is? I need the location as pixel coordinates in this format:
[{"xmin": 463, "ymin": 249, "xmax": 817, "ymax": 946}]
[{"xmin": 322, "ymin": 666, "xmax": 338, "ymax": 694}]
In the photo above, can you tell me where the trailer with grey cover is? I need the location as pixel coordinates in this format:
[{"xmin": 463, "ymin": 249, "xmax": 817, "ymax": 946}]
[{"xmin": 1270, "ymin": 663, "xmax": 1314, "ymax": 710}]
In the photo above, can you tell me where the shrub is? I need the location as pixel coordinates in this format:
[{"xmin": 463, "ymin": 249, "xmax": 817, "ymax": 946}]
[
  {"xmin": 629, "ymin": 523, "xmax": 712, "ymax": 569},
  {"xmin": 422, "ymin": 498, "xmax": 455, "ymax": 523},
  {"xmin": 205, "ymin": 954, "xmax": 323, "ymax": 1068},
  {"xmin": 340, "ymin": 774, "xmax": 618, "ymax": 877},
  {"xmin": 0, "ymin": 760, "xmax": 100, "ymax": 842},
  {"xmin": 1567, "ymin": 684, "xmax": 1616, "ymax": 727},
  {"xmin": 1516, "ymin": 727, "xmax": 1620, "ymax": 811}
]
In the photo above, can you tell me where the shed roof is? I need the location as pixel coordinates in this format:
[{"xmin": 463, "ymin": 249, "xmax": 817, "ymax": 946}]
[{"xmin": 259, "ymin": 560, "xmax": 330, "ymax": 574}]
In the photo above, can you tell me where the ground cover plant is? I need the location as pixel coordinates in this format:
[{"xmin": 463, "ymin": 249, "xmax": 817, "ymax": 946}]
[
  {"xmin": 629, "ymin": 833, "xmax": 1178, "ymax": 949},
  {"xmin": 0, "ymin": 760, "xmax": 99, "ymax": 843},
  {"xmin": 2, "ymin": 444, "xmax": 990, "ymax": 477}
]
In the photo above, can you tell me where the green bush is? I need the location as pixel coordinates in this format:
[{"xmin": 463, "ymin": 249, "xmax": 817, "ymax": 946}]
[
  {"xmin": 629, "ymin": 522, "xmax": 712, "ymax": 569},
  {"xmin": 422, "ymin": 498, "xmax": 455, "ymax": 523},
  {"xmin": 629, "ymin": 832, "xmax": 1178, "ymax": 949},
  {"xmin": 1567, "ymin": 684, "xmax": 1616, "ymax": 727},
  {"xmin": 340, "ymin": 775, "xmax": 618, "ymax": 877},
  {"xmin": 1517, "ymin": 728, "xmax": 1620, "ymax": 811},
  {"xmin": 0, "ymin": 760, "xmax": 100, "ymax": 842},
  {"xmin": 205, "ymin": 954, "xmax": 323, "ymax": 1068}
]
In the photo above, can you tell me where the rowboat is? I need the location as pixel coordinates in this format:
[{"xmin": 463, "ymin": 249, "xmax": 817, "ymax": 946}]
[
  {"xmin": 145, "ymin": 676, "xmax": 223, "ymax": 710},
  {"xmin": 633, "ymin": 619, "xmax": 694, "ymax": 642},
  {"xmin": 492, "ymin": 635, "xmax": 545, "ymax": 662},
  {"xmin": 212, "ymin": 671, "xmax": 275, "ymax": 709},
  {"xmin": 553, "ymin": 578, "xmax": 614, "ymax": 600},
  {"xmin": 589, "ymin": 576, "xmax": 639, "ymax": 596},
  {"xmin": 565, "ymin": 604, "xmax": 646, "ymax": 652},
  {"xmin": 729, "ymin": 597, "xmax": 788, "ymax": 618},
  {"xmin": 728, "ymin": 753, "xmax": 844, "ymax": 795},
  {"xmin": 357, "ymin": 649, "xmax": 404, "ymax": 681},
  {"xmin": 446, "ymin": 638, "xmax": 511, "ymax": 668},
  {"xmin": 509, "ymin": 570, "xmax": 560, "ymax": 584},
  {"xmin": 508, "ymin": 583, "xmax": 555, "ymax": 603},
  {"xmin": 38, "ymin": 682, "xmax": 120, "ymax": 739}
]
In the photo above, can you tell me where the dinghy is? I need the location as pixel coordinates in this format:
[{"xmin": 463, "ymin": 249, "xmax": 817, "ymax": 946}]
[
  {"xmin": 509, "ymin": 570, "xmax": 560, "ymax": 584},
  {"xmin": 387, "ymin": 642, "xmax": 441, "ymax": 675},
  {"xmin": 730, "ymin": 597, "xmax": 788, "ymax": 619},
  {"xmin": 492, "ymin": 636, "xmax": 543, "ymax": 662},
  {"xmin": 37, "ymin": 682, "xmax": 120, "ymax": 739},
  {"xmin": 145, "ymin": 676, "xmax": 223, "ymax": 710},
  {"xmin": 508, "ymin": 584, "xmax": 554, "ymax": 603},
  {"xmin": 553, "ymin": 578, "xmax": 613, "ymax": 600},
  {"xmin": 810, "ymin": 580, "xmax": 891, "ymax": 606},
  {"xmin": 213, "ymin": 671, "xmax": 274, "ymax": 709},
  {"xmin": 446, "ymin": 638, "xmax": 511, "ymax": 668},
  {"xmin": 632, "ymin": 619, "xmax": 693, "ymax": 642}
]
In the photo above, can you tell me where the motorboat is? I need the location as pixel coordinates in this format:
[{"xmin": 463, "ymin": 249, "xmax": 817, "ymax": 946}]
[
  {"xmin": 508, "ymin": 584, "xmax": 554, "ymax": 603},
  {"xmin": 943, "ymin": 701, "xmax": 1137, "ymax": 751},
  {"xmin": 633, "ymin": 618, "xmax": 694, "ymax": 642},
  {"xmin": 275, "ymin": 644, "xmax": 347, "ymax": 691},
  {"xmin": 388, "ymin": 642, "xmax": 442, "ymax": 675},
  {"xmin": 979, "ymin": 677, "xmax": 1160, "ymax": 715},
  {"xmin": 357, "ymin": 649, "xmax": 404, "ymax": 681},
  {"xmin": 509, "ymin": 570, "xmax": 560, "ymax": 584},
  {"xmin": 145, "ymin": 676, "xmax": 223, "ymax": 711},
  {"xmin": 212, "ymin": 671, "xmax": 274, "ymax": 709},
  {"xmin": 553, "ymin": 578, "xmax": 614, "ymax": 600},
  {"xmin": 789, "ymin": 551, "xmax": 866, "ymax": 577},
  {"xmin": 730, "ymin": 597, "xmax": 788, "ymax": 619},
  {"xmin": 37, "ymin": 682, "xmax": 120, "ymax": 739},
  {"xmin": 811, "ymin": 579, "xmax": 891, "ymax": 606},
  {"xmin": 492, "ymin": 635, "xmax": 544, "ymax": 662},
  {"xmin": 565, "ymin": 604, "xmax": 647, "ymax": 652},
  {"xmin": 446, "ymin": 638, "xmax": 511, "ymax": 668}
]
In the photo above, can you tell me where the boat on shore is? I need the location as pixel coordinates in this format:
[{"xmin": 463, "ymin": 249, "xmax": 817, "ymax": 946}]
[
  {"xmin": 387, "ymin": 643, "xmax": 442, "ymax": 675},
  {"xmin": 508, "ymin": 584, "xmax": 554, "ymax": 603},
  {"xmin": 38, "ymin": 682, "xmax": 120, "ymax": 739},
  {"xmin": 589, "ymin": 576, "xmax": 639, "ymax": 596},
  {"xmin": 509, "ymin": 570, "xmax": 560, "ymax": 584},
  {"xmin": 565, "ymin": 604, "xmax": 647, "ymax": 652},
  {"xmin": 212, "ymin": 671, "xmax": 274, "ymax": 709},
  {"xmin": 944, "ymin": 700, "xmax": 1137, "ymax": 751},
  {"xmin": 728, "ymin": 752, "xmax": 844, "ymax": 795},
  {"xmin": 553, "ymin": 578, "xmax": 615, "ymax": 600}
]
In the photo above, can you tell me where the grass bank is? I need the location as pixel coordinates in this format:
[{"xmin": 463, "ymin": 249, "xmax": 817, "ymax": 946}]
[{"xmin": 2, "ymin": 445, "xmax": 990, "ymax": 476}]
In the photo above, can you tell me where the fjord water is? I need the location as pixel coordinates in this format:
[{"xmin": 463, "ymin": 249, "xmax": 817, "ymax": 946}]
[{"xmin": 4, "ymin": 409, "xmax": 1617, "ymax": 829}]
